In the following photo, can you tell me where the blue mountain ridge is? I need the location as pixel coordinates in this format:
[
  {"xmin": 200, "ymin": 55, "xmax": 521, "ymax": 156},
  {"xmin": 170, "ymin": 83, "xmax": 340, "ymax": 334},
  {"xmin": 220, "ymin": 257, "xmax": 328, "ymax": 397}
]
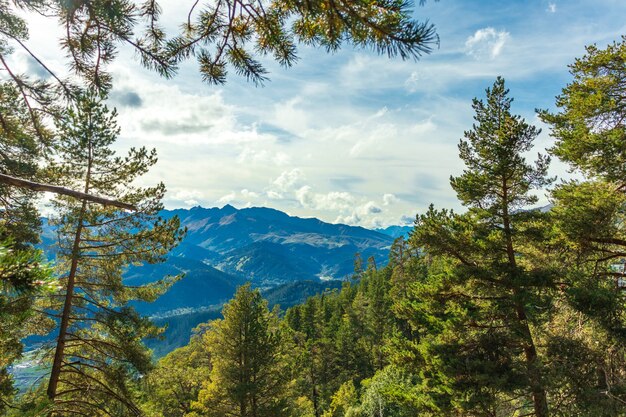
[{"xmin": 41, "ymin": 205, "xmax": 405, "ymax": 315}]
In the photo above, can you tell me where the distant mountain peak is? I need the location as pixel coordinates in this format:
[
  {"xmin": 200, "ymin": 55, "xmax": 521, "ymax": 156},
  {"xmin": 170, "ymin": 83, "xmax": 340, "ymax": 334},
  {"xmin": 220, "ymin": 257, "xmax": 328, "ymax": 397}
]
[
  {"xmin": 221, "ymin": 204, "xmax": 238, "ymax": 213},
  {"xmin": 375, "ymin": 225, "xmax": 412, "ymax": 239}
]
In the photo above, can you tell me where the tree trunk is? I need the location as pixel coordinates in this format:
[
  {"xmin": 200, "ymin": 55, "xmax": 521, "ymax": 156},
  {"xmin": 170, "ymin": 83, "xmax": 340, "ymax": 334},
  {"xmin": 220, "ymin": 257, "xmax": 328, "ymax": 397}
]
[
  {"xmin": 47, "ymin": 137, "xmax": 94, "ymax": 400},
  {"xmin": 502, "ymin": 180, "xmax": 549, "ymax": 417},
  {"xmin": 46, "ymin": 200, "xmax": 86, "ymax": 399}
]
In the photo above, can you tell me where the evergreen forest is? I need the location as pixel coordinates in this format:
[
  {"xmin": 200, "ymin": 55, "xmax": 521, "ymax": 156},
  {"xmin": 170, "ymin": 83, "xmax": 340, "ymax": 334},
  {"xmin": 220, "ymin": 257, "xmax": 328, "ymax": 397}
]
[{"xmin": 0, "ymin": 1, "xmax": 625, "ymax": 416}]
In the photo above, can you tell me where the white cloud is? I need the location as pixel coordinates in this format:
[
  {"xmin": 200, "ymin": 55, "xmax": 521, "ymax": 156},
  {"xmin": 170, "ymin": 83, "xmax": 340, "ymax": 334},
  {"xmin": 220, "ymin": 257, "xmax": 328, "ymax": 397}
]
[
  {"xmin": 241, "ymin": 189, "xmax": 260, "ymax": 199},
  {"xmin": 266, "ymin": 190, "xmax": 283, "ymax": 200},
  {"xmin": 383, "ymin": 193, "xmax": 398, "ymax": 206},
  {"xmin": 296, "ymin": 187, "xmax": 356, "ymax": 211},
  {"xmin": 272, "ymin": 97, "xmax": 309, "ymax": 133},
  {"xmin": 237, "ymin": 147, "xmax": 290, "ymax": 165},
  {"xmin": 357, "ymin": 201, "xmax": 382, "ymax": 216},
  {"xmin": 404, "ymin": 71, "xmax": 421, "ymax": 93},
  {"xmin": 271, "ymin": 169, "xmax": 305, "ymax": 192},
  {"xmin": 168, "ymin": 189, "xmax": 205, "ymax": 207},
  {"xmin": 217, "ymin": 192, "xmax": 237, "ymax": 204},
  {"xmin": 334, "ymin": 213, "xmax": 361, "ymax": 226},
  {"xmin": 547, "ymin": 3, "xmax": 557, "ymax": 13},
  {"xmin": 465, "ymin": 27, "xmax": 510, "ymax": 60}
]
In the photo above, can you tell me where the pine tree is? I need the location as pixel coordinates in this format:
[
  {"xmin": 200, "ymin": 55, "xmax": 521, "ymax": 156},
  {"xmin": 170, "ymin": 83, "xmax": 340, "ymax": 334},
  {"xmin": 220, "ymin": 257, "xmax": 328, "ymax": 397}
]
[
  {"xmin": 191, "ymin": 284, "xmax": 292, "ymax": 417},
  {"xmin": 0, "ymin": 82, "xmax": 51, "ymax": 245},
  {"xmin": 0, "ymin": 81, "xmax": 55, "ymax": 411},
  {"xmin": 142, "ymin": 330, "xmax": 211, "ymax": 417},
  {"xmin": 43, "ymin": 93, "xmax": 184, "ymax": 416},
  {"xmin": 404, "ymin": 77, "xmax": 555, "ymax": 416},
  {"xmin": 539, "ymin": 38, "xmax": 626, "ymax": 409},
  {"xmin": 0, "ymin": 240, "xmax": 53, "ymax": 412}
]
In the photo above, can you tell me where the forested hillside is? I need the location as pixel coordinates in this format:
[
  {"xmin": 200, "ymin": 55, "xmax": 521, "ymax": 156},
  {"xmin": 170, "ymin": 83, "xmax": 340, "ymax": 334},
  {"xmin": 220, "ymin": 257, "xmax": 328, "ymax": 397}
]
[
  {"xmin": 1, "ymin": 0, "xmax": 626, "ymax": 416},
  {"xmin": 131, "ymin": 72, "xmax": 626, "ymax": 417}
]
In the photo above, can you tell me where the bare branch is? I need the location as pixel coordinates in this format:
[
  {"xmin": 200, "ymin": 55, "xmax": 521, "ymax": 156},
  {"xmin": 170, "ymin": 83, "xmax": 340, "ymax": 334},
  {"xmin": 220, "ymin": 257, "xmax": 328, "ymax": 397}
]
[{"xmin": 0, "ymin": 172, "xmax": 136, "ymax": 211}]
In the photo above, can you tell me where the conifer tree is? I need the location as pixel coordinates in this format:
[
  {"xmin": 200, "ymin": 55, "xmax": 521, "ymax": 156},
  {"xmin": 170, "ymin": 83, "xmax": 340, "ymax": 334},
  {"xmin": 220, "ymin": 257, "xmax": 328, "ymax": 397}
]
[
  {"xmin": 0, "ymin": 240, "xmax": 52, "ymax": 412},
  {"xmin": 404, "ymin": 77, "xmax": 555, "ymax": 416},
  {"xmin": 0, "ymin": 82, "xmax": 51, "ymax": 245},
  {"xmin": 539, "ymin": 38, "xmax": 626, "ymax": 409},
  {"xmin": 43, "ymin": 94, "xmax": 184, "ymax": 416},
  {"xmin": 0, "ymin": 81, "xmax": 55, "ymax": 411},
  {"xmin": 142, "ymin": 331, "xmax": 211, "ymax": 417},
  {"xmin": 191, "ymin": 284, "xmax": 292, "ymax": 417},
  {"xmin": 539, "ymin": 38, "xmax": 626, "ymax": 315}
]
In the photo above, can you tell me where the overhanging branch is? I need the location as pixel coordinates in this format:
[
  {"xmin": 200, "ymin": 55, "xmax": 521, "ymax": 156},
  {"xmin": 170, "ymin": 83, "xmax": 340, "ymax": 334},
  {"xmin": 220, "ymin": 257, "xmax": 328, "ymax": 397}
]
[{"xmin": 0, "ymin": 173, "xmax": 136, "ymax": 211}]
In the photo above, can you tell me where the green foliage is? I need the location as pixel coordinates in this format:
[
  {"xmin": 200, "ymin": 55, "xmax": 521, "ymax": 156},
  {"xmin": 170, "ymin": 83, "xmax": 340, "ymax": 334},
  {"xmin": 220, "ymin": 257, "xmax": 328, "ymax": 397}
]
[
  {"xmin": 142, "ymin": 332, "xmax": 211, "ymax": 417},
  {"xmin": 452, "ymin": 76, "xmax": 552, "ymax": 212},
  {"xmin": 0, "ymin": 82, "xmax": 50, "ymax": 245},
  {"xmin": 0, "ymin": 80, "xmax": 56, "ymax": 412},
  {"xmin": 0, "ymin": 238, "xmax": 53, "ymax": 413},
  {"xmin": 40, "ymin": 94, "xmax": 184, "ymax": 416},
  {"xmin": 190, "ymin": 284, "xmax": 293, "ymax": 417},
  {"xmin": 358, "ymin": 366, "xmax": 423, "ymax": 417},
  {"xmin": 539, "ymin": 36, "xmax": 626, "ymax": 183},
  {"xmin": 540, "ymin": 38, "xmax": 626, "ymax": 339},
  {"xmin": 323, "ymin": 380, "xmax": 359, "ymax": 417},
  {"xmin": 0, "ymin": 0, "xmax": 438, "ymax": 96},
  {"xmin": 403, "ymin": 77, "xmax": 556, "ymax": 416},
  {"xmin": 539, "ymin": 37, "xmax": 626, "ymax": 411}
]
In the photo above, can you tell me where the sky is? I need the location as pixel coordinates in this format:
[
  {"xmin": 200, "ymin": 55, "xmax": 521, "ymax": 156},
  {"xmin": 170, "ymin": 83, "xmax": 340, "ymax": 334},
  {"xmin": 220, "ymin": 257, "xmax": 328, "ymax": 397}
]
[{"xmin": 9, "ymin": 0, "xmax": 626, "ymax": 228}]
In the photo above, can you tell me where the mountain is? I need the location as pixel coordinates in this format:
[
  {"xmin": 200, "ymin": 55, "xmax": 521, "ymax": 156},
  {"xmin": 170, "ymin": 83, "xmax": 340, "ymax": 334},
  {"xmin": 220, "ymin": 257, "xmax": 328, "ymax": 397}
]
[
  {"xmin": 375, "ymin": 225, "xmax": 413, "ymax": 239},
  {"xmin": 125, "ymin": 257, "xmax": 245, "ymax": 315},
  {"xmin": 40, "ymin": 205, "xmax": 395, "ymax": 315},
  {"xmin": 161, "ymin": 205, "xmax": 394, "ymax": 285},
  {"xmin": 27, "ymin": 207, "xmax": 398, "ymax": 360}
]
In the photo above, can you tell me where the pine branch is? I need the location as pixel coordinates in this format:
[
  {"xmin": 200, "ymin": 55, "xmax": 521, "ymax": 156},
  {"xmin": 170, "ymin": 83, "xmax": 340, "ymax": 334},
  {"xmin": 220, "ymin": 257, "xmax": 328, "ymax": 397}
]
[{"xmin": 0, "ymin": 172, "xmax": 136, "ymax": 211}]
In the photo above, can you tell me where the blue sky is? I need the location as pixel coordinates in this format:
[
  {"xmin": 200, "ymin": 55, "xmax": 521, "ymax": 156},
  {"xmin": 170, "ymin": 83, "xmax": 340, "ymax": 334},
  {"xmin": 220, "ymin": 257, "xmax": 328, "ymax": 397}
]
[{"xmin": 13, "ymin": 0, "xmax": 626, "ymax": 227}]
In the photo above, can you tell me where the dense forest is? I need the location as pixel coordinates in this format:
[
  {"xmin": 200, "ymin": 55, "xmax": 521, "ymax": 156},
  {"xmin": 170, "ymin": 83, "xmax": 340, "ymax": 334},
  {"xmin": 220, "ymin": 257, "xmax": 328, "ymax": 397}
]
[
  {"xmin": 137, "ymin": 70, "xmax": 626, "ymax": 417},
  {"xmin": 1, "ymin": 0, "xmax": 626, "ymax": 416}
]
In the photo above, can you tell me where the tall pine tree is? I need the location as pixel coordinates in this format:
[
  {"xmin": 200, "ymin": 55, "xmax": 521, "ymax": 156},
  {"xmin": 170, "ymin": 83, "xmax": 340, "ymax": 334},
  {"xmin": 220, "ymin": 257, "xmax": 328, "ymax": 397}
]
[
  {"xmin": 539, "ymin": 38, "xmax": 626, "ymax": 410},
  {"xmin": 43, "ymin": 93, "xmax": 184, "ymax": 416},
  {"xmin": 191, "ymin": 284, "xmax": 292, "ymax": 417},
  {"xmin": 404, "ymin": 77, "xmax": 555, "ymax": 416}
]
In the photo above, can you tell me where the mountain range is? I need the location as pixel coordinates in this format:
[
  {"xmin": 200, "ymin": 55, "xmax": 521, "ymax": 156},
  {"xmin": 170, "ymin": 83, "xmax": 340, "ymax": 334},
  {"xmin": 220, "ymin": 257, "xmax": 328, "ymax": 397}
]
[
  {"xmin": 42, "ymin": 205, "xmax": 407, "ymax": 316},
  {"xmin": 28, "ymin": 206, "xmax": 410, "ymax": 356},
  {"xmin": 159, "ymin": 205, "xmax": 396, "ymax": 280}
]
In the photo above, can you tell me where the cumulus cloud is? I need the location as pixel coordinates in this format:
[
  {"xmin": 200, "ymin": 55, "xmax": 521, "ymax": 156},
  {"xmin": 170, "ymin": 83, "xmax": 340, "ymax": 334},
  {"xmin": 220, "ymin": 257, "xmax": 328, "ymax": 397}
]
[
  {"xmin": 168, "ymin": 189, "xmax": 204, "ymax": 207},
  {"xmin": 357, "ymin": 201, "xmax": 382, "ymax": 215},
  {"xmin": 272, "ymin": 169, "xmax": 305, "ymax": 192},
  {"xmin": 383, "ymin": 193, "xmax": 398, "ymax": 206},
  {"xmin": 272, "ymin": 97, "xmax": 309, "ymax": 133},
  {"xmin": 110, "ymin": 75, "xmax": 273, "ymax": 146},
  {"xmin": 334, "ymin": 213, "xmax": 361, "ymax": 226},
  {"xmin": 241, "ymin": 189, "xmax": 260, "ymax": 199},
  {"xmin": 465, "ymin": 27, "xmax": 510, "ymax": 60},
  {"xmin": 296, "ymin": 187, "xmax": 355, "ymax": 211},
  {"xmin": 547, "ymin": 2, "xmax": 557, "ymax": 13}
]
